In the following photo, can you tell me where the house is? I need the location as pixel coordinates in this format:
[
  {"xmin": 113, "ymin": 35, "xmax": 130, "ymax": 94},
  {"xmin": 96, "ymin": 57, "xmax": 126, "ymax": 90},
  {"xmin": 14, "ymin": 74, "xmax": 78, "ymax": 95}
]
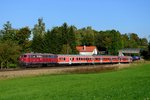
[{"xmin": 76, "ymin": 45, "xmax": 98, "ymax": 55}]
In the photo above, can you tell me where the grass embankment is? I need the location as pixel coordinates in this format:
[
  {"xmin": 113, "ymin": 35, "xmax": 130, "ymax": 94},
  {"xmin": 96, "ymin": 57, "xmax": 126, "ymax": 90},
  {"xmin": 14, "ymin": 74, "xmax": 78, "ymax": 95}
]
[{"xmin": 0, "ymin": 63, "xmax": 150, "ymax": 100}]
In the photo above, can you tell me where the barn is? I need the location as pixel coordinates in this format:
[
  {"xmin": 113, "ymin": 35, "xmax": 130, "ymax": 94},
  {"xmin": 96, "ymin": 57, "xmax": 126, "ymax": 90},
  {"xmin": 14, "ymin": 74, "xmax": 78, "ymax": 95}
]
[{"xmin": 118, "ymin": 48, "xmax": 141, "ymax": 56}]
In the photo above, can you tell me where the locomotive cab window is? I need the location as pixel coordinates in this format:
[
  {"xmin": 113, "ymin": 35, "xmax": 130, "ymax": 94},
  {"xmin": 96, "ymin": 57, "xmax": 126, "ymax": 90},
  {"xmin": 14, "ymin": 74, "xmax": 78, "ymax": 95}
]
[{"xmin": 23, "ymin": 55, "xmax": 27, "ymax": 57}]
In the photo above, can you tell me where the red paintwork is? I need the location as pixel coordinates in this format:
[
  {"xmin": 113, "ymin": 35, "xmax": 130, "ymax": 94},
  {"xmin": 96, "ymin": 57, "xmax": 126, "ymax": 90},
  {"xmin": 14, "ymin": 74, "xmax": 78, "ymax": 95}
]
[{"xmin": 19, "ymin": 53, "xmax": 57, "ymax": 66}]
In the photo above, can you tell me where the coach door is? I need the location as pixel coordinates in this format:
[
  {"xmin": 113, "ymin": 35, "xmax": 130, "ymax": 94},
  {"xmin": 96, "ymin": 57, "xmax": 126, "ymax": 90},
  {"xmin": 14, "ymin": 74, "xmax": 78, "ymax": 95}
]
[{"xmin": 69, "ymin": 57, "xmax": 72, "ymax": 64}]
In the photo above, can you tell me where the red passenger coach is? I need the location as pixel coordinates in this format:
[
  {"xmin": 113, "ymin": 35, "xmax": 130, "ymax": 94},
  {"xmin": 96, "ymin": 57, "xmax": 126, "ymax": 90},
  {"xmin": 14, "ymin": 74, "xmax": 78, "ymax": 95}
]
[
  {"xmin": 57, "ymin": 55, "xmax": 94, "ymax": 65},
  {"xmin": 93, "ymin": 56, "xmax": 119, "ymax": 64},
  {"xmin": 111, "ymin": 56, "xmax": 120, "ymax": 63},
  {"xmin": 119, "ymin": 56, "xmax": 132, "ymax": 63}
]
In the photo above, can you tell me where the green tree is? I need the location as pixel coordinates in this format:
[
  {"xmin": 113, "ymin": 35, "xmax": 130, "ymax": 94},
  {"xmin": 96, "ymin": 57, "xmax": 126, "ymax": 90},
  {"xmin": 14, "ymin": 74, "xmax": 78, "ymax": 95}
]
[
  {"xmin": 60, "ymin": 44, "xmax": 72, "ymax": 54},
  {"xmin": 96, "ymin": 30, "xmax": 122, "ymax": 55},
  {"xmin": 0, "ymin": 22, "xmax": 31, "ymax": 53},
  {"xmin": 58, "ymin": 23, "xmax": 78, "ymax": 54},
  {"xmin": 61, "ymin": 23, "xmax": 68, "ymax": 44},
  {"xmin": 61, "ymin": 23, "xmax": 70, "ymax": 54},
  {"xmin": 148, "ymin": 42, "xmax": 150, "ymax": 53},
  {"xmin": 0, "ymin": 21, "xmax": 16, "ymax": 41},
  {"xmin": 121, "ymin": 34, "xmax": 129, "ymax": 48},
  {"xmin": 15, "ymin": 27, "xmax": 31, "ymax": 52},
  {"xmin": 43, "ymin": 27, "xmax": 62, "ymax": 53},
  {"xmin": 67, "ymin": 26, "xmax": 78, "ymax": 54},
  {"xmin": 0, "ymin": 40, "xmax": 21, "ymax": 68},
  {"xmin": 95, "ymin": 31, "xmax": 106, "ymax": 51},
  {"xmin": 102, "ymin": 31, "xmax": 112, "ymax": 54},
  {"xmin": 79, "ymin": 27, "xmax": 95, "ymax": 46},
  {"xmin": 139, "ymin": 38, "xmax": 148, "ymax": 49},
  {"xmin": 110, "ymin": 30, "xmax": 122, "ymax": 55},
  {"xmin": 31, "ymin": 18, "xmax": 46, "ymax": 53},
  {"xmin": 75, "ymin": 30, "xmax": 82, "ymax": 46},
  {"xmin": 128, "ymin": 33, "xmax": 140, "ymax": 48}
]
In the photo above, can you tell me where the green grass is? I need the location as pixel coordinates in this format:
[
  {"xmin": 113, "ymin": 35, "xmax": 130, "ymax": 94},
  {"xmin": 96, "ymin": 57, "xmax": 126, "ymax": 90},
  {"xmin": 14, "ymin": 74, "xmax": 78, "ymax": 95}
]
[{"xmin": 0, "ymin": 63, "xmax": 150, "ymax": 100}]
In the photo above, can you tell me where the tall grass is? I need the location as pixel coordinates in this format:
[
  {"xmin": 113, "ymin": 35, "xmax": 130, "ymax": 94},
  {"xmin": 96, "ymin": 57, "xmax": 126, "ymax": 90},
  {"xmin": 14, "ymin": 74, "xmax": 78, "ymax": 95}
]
[{"xmin": 0, "ymin": 63, "xmax": 150, "ymax": 100}]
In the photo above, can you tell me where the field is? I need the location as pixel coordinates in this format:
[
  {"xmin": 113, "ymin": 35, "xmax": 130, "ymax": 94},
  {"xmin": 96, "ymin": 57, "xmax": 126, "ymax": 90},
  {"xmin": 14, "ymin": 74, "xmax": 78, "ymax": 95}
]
[{"xmin": 0, "ymin": 63, "xmax": 150, "ymax": 100}]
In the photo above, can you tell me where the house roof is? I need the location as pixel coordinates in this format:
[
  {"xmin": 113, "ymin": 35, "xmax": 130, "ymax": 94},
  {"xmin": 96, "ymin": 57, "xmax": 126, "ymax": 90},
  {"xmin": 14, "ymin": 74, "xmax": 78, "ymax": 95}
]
[
  {"xmin": 76, "ymin": 46, "xmax": 97, "ymax": 52},
  {"xmin": 119, "ymin": 48, "xmax": 141, "ymax": 53}
]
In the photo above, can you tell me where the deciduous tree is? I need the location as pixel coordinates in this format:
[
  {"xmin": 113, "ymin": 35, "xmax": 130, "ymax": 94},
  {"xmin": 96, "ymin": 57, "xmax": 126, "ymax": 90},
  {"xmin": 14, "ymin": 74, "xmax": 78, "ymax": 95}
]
[{"xmin": 0, "ymin": 40, "xmax": 21, "ymax": 68}]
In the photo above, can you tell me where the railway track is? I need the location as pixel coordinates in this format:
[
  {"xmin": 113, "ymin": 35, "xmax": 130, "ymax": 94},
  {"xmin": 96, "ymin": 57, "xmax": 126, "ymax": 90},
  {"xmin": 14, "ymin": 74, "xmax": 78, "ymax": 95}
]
[
  {"xmin": 0, "ymin": 63, "xmax": 130, "ymax": 79},
  {"xmin": 0, "ymin": 63, "xmax": 123, "ymax": 71}
]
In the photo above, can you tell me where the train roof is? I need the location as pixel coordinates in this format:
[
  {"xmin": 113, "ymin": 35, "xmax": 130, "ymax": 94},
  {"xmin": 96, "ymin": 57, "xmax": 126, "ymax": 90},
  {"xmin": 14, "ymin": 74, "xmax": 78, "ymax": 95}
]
[
  {"xmin": 21, "ymin": 53, "xmax": 132, "ymax": 58},
  {"xmin": 21, "ymin": 53, "xmax": 54, "ymax": 55},
  {"xmin": 56, "ymin": 54, "xmax": 119, "ymax": 57}
]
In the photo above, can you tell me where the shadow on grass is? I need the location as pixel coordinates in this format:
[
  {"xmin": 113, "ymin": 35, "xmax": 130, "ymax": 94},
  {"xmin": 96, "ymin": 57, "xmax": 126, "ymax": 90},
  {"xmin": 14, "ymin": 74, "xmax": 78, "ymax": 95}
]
[{"xmin": 63, "ymin": 65, "xmax": 119, "ymax": 74}]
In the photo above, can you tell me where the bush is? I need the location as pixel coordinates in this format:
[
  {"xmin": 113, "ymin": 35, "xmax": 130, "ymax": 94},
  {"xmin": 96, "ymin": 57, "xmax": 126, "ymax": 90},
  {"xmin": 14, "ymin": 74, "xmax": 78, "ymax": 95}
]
[
  {"xmin": 141, "ymin": 50, "xmax": 150, "ymax": 60},
  {"xmin": 8, "ymin": 64, "xmax": 17, "ymax": 68}
]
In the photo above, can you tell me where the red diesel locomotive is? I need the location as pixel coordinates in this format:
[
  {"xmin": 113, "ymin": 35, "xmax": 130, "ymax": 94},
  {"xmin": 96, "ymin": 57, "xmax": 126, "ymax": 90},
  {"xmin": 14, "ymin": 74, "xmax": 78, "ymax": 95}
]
[{"xmin": 19, "ymin": 53, "xmax": 132, "ymax": 67}]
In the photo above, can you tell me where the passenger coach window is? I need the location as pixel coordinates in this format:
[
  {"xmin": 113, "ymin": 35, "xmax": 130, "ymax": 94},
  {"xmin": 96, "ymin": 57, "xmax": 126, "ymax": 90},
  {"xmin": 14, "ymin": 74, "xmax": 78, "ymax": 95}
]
[{"xmin": 33, "ymin": 55, "xmax": 37, "ymax": 58}]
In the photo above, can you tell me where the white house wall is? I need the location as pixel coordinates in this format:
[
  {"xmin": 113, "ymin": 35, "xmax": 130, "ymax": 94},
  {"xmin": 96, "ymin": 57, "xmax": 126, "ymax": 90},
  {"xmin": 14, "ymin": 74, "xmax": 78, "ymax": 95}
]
[
  {"xmin": 80, "ymin": 52, "xmax": 93, "ymax": 55},
  {"xmin": 93, "ymin": 49, "xmax": 97, "ymax": 55},
  {"xmin": 79, "ymin": 49, "xmax": 98, "ymax": 55}
]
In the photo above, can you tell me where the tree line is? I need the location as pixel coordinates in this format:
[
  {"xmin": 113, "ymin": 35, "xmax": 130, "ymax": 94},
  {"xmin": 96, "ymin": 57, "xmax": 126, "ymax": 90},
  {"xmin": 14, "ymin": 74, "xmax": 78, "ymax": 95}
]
[{"xmin": 0, "ymin": 18, "xmax": 150, "ymax": 68}]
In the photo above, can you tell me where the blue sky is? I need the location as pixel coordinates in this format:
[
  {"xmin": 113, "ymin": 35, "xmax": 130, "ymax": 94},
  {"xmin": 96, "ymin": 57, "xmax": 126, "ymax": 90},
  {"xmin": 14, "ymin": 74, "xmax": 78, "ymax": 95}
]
[{"xmin": 0, "ymin": 0, "xmax": 150, "ymax": 39}]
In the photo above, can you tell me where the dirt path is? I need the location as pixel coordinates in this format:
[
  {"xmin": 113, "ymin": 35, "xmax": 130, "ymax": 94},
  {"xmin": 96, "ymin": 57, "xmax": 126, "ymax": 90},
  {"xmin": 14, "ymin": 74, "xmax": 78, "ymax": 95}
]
[{"xmin": 0, "ymin": 64, "xmax": 130, "ymax": 79}]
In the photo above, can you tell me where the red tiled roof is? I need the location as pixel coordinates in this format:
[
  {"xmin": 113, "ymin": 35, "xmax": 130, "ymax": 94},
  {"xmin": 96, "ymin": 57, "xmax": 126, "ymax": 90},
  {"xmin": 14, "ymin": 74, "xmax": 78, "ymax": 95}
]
[{"xmin": 76, "ymin": 46, "xmax": 97, "ymax": 52}]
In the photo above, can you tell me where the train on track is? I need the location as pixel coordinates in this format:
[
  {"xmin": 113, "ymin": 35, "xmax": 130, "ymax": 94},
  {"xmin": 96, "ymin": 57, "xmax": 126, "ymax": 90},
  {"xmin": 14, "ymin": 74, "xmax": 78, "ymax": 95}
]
[{"xmin": 19, "ymin": 53, "xmax": 132, "ymax": 67}]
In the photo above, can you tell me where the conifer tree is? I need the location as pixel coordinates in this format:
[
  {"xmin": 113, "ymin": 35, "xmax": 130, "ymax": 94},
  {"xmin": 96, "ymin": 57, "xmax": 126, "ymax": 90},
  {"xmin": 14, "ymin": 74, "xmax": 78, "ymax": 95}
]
[{"xmin": 31, "ymin": 18, "xmax": 46, "ymax": 53}]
